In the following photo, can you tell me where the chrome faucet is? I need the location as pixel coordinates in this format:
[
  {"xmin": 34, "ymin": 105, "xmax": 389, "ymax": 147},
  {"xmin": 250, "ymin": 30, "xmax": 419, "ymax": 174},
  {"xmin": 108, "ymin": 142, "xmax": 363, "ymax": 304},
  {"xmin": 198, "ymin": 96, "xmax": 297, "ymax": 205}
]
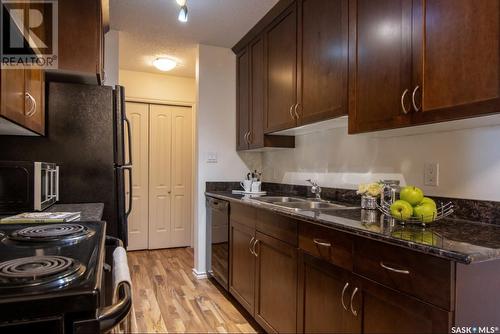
[{"xmin": 306, "ymin": 179, "xmax": 322, "ymax": 200}]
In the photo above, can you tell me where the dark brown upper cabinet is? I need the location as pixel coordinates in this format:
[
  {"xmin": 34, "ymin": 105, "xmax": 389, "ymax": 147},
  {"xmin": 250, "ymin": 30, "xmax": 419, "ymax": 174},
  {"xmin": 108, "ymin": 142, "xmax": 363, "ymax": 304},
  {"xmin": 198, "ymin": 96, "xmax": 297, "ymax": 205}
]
[
  {"xmin": 236, "ymin": 37, "xmax": 295, "ymax": 151},
  {"xmin": 296, "ymin": 0, "xmax": 349, "ymax": 126},
  {"xmin": 411, "ymin": 0, "xmax": 500, "ymax": 125},
  {"xmin": 46, "ymin": 0, "xmax": 109, "ymax": 85},
  {"xmin": 349, "ymin": 0, "xmax": 500, "ymax": 133},
  {"xmin": 264, "ymin": 4, "xmax": 298, "ymax": 133},
  {"xmin": 0, "ymin": 68, "xmax": 45, "ymax": 136},
  {"xmin": 236, "ymin": 48, "xmax": 251, "ymax": 151},
  {"xmin": 348, "ymin": 0, "xmax": 413, "ymax": 133}
]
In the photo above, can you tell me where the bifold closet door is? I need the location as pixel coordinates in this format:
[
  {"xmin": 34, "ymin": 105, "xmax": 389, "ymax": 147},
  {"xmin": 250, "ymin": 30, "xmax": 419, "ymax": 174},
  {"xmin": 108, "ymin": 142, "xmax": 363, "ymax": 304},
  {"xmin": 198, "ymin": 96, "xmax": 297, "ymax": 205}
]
[
  {"xmin": 169, "ymin": 106, "xmax": 193, "ymax": 248},
  {"xmin": 125, "ymin": 102, "xmax": 149, "ymax": 251},
  {"xmin": 149, "ymin": 104, "xmax": 173, "ymax": 249},
  {"xmin": 148, "ymin": 104, "xmax": 193, "ymax": 249}
]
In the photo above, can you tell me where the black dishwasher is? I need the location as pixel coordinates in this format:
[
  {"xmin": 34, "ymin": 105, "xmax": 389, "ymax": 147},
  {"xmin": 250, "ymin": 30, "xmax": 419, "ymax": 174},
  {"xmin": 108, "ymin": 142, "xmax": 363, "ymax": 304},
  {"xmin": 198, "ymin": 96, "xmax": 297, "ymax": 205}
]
[{"xmin": 206, "ymin": 197, "xmax": 229, "ymax": 291}]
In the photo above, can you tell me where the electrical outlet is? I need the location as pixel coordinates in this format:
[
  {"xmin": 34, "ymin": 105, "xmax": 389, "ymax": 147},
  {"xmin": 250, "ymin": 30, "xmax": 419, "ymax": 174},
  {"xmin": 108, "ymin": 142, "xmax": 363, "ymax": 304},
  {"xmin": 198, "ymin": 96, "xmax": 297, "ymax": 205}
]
[
  {"xmin": 206, "ymin": 152, "xmax": 218, "ymax": 163},
  {"xmin": 424, "ymin": 162, "xmax": 439, "ymax": 186}
]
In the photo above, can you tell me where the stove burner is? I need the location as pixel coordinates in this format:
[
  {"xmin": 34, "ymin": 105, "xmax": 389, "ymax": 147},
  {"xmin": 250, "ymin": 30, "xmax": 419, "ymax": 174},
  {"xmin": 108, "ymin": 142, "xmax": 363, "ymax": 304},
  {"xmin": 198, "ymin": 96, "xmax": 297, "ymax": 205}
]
[
  {"xmin": 0, "ymin": 256, "xmax": 85, "ymax": 288},
  {"xmin": 10, "ymin": 224, "xmax": 90, "ymax": 242}
]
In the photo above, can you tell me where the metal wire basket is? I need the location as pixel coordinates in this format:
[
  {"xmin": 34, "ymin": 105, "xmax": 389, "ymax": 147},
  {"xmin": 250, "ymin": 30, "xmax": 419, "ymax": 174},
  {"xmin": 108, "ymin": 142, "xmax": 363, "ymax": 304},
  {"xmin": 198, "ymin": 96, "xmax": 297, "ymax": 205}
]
[{"xmin": 377, "ymin": 201, "xmax": 454, "ymax": 226}]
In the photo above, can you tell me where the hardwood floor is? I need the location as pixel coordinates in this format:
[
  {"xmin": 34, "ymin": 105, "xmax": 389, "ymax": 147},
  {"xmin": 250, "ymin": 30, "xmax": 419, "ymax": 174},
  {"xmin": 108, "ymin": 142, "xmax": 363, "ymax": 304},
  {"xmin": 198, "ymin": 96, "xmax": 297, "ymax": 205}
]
[{"xmin": 128, "ymin": 247, "xmax": 258, "ymax": 333}]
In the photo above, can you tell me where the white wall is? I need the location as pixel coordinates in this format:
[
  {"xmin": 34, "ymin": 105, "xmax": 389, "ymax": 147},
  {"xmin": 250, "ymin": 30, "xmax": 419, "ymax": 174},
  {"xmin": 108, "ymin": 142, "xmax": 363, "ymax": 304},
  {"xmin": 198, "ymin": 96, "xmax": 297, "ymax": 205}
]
[
  {"xmin": 119, "ymin": 70, "xmax": 196, "ymax": 103},
  {"xmin": 104, "ymin": 30, "xmax": 120, "ymax": 87},
  {"xmin": 193, "ymin": 44, "xmax": 260, "ymax": 276},
  {"xmin": 262, "ymin": 122, "xmax": 500, "ymax": 202}
]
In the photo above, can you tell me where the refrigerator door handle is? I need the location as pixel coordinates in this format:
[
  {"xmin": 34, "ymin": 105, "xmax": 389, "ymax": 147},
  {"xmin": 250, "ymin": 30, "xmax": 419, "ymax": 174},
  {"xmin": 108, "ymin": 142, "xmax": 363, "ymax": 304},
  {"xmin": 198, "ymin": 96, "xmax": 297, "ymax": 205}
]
[
  {"xmin": 124, "ymin": 116, "xmax": 132, "ymax": 166},
  {"xmin": 123, "ymin": 166, "xmax": 133, "ymax": 217}
]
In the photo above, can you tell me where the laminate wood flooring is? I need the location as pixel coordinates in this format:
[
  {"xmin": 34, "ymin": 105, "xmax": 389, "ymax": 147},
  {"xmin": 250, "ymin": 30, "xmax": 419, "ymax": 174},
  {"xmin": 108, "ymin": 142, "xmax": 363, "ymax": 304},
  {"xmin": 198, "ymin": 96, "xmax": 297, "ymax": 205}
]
[{"xmin": 128, "ymin": 247, "xmax": 257, "ymax": 333}]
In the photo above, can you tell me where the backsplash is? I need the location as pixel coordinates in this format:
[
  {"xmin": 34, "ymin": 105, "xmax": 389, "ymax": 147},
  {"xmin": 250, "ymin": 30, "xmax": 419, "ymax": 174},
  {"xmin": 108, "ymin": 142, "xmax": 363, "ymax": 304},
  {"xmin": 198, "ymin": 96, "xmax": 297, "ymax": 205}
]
[
  {"xmin": 206, "ymin": 181, "xmax": 500, "ymax": 225},
  {"xmin": 260, "ymin": 123, "xmax": 500, "ymax": 202}
]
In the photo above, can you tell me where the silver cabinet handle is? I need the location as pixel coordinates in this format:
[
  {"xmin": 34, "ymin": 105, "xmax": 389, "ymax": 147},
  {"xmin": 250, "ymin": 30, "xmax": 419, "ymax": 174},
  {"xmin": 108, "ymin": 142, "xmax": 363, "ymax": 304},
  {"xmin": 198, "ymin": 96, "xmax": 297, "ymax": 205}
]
[
  {"xmin": 294, "ymin": 103, "xmax": 300, "ymax": 119},
  {"xmin": 25, "ymin": 92, "xmax": 37, "ymax": 117},
  {"xmin": 380, "ymin": 261, "xmax": 410, "ymax": 275},
  {"xmin": 313, "ymin": 238, "xmax": 331, "ymax": 248},
  {"xmin": 412, "ymin": 85, "xmax": 421, "ymax": 112},
  {"xmin": 400, "ymin": 89, "xmax": 409, "ymax": 114},
  {"xmin": 248, "ymin": 130, "xmax": 252, "ymax": 144},
  {"xmin": 341, "ymin": 282, "xmax": 349, "ymax": 311},
  {"xmin": 289, "ymin": 105, "xmax": 295, "ymax": 120},
  {"xmin": 253, "ymin": 239, "xmax": 260, "ymax": 257},
  {"xmin": 350, "ymin": 287, "xmax": 359, "ymax": 317},
  {"xmin": 249, "ymin": 237, "xmax": 255, "ymax": 255}
]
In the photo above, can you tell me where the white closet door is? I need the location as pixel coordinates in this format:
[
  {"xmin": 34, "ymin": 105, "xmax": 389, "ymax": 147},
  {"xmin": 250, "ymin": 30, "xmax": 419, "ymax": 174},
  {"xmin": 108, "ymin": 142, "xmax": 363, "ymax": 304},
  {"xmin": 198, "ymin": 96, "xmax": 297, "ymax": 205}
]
[
  {"xmin": 169, "ymin": 106, "xmax": 193, "ymax": 247},
  {"xmin": 125, "ymin": 102, "xmax": 149, "ymax": 251},
  {"xmin": 148, "ymin": 104, "xmax": 173, "ymax": 249}
]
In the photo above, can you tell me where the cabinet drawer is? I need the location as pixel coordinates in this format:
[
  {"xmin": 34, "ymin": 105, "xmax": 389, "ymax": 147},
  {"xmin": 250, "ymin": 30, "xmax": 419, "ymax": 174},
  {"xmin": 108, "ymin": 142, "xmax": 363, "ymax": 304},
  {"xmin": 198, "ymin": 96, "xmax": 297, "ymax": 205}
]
[
  {"xmin": 353, "ymin": 238, "xmax": 454, "ymax": 310},
  {"xmin": 299, "ymin": 223, "xmax": 353, "ymax": 271},
  {"xmin": 230, "ymin": 202, "xmax": 257, "ymax": 228},
  {"xmin": 256, "ymin": 209, "xmax": 298, "ymax": 246}
]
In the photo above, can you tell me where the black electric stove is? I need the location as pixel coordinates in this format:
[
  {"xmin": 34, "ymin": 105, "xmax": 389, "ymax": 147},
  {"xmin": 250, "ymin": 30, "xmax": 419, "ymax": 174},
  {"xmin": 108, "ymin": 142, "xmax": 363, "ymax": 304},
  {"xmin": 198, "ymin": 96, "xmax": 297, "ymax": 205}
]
[{"xmin": 0, "ymin": 222, "xmax": 129, "ymax": 333}]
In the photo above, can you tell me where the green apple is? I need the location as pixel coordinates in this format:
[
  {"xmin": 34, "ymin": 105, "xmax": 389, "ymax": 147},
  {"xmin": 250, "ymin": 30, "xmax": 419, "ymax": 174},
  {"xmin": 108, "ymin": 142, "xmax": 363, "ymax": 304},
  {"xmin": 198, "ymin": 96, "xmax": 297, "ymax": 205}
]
[
  {"xmin": 413, "ymin": 203, "xmax": 438, "ymax": 223},
  {"xmin": 400, "ymin": 186, "xmax": 424, "ymax": 206},
  {"xmin": 420, "ymin": 197, "xmax": 437, "ymax": 208},
  {"xmin": 390, "ymin": 200, "xmax": 414, "ymax": 220}
]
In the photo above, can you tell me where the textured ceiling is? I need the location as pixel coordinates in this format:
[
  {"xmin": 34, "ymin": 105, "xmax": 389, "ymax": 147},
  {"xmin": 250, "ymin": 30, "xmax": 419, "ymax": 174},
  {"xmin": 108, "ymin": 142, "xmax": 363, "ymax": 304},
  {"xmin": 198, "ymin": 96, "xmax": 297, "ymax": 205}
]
[{"xmin": 111, "ymin": 0, "xmax": 278, "ymax": 77}]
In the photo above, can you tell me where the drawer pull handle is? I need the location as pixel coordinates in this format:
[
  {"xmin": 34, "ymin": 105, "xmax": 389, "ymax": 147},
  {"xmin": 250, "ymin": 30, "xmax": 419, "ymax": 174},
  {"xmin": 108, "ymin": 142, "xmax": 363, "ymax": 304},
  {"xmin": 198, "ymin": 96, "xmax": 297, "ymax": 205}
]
[
  {"xmin": 380, "ymin": 262, "xmax": 410, "ymax": 275},
  {"xmin": 341, "ymin": 282, "xmax": 349, "ymax": 311},
  {"xmin": 313, "ymin": 239, "xmax": 331, "ymax": 247},
  {"xmin": 249, "ymin": 237, "xmax": 255, "ymax": 255},
  {"xmin": 350, "ymin": 287, "xmax": 359, "ymax": 317}
]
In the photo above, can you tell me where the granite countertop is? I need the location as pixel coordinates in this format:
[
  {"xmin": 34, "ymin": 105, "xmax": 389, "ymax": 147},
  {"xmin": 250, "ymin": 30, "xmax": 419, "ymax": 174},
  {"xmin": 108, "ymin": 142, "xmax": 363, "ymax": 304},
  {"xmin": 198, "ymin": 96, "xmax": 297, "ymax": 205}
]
[
  {"xmin": 45, "ymin": 203, "xmax": 105, "ymax": 221},
  {"xmin": 206, "ymin": 191, "xmax": 500, "ymax": 264}
]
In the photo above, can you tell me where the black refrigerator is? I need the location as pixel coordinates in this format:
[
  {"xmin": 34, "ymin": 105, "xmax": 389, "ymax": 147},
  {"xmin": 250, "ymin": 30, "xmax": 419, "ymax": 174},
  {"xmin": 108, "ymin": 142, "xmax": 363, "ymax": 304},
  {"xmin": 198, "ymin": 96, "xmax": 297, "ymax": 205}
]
[{"xmin": 0, "ymin": 82, "xmax": 132, "ymax": 245}]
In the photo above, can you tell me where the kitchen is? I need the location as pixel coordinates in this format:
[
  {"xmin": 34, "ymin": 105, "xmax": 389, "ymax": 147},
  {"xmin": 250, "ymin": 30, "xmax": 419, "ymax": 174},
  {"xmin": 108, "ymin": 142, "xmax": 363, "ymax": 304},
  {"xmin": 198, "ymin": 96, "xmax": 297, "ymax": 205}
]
[{"xmin": 0, "ymin": 0, "xmax": 499, "ymax": 333}]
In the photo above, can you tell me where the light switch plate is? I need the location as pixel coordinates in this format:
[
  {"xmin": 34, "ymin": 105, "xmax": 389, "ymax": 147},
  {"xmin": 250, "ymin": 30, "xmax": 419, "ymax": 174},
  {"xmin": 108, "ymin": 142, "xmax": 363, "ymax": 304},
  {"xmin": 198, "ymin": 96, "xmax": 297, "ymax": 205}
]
[
  {"xmin": 424, "ymin": 162, "xmax": 439, "ymax": 186},
  {"xmin": 206, "ymin": 152, "xmax": 218, "ymax": 163}
]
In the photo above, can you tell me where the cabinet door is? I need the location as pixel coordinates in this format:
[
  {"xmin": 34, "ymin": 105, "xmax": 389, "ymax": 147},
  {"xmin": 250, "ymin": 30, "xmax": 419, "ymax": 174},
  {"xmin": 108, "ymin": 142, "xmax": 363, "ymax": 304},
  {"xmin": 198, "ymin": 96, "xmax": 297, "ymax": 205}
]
[
  {"xmin": 348, "ymin": 0, "xmax": 413, "ymax": 133},
  {"xmin": 1, "ymin": 69, "xmax": 26, "ymax": 126},
  {"xmin": 265, "ymin": 4, "xmax": 298, "ymax": 133},
  {"xmin": 298, "ymin": 252, "xmax": 360, "ymax": 334},
  {"xmin": 254, "ymin": 231, "xmax": 297, "ymax": 333},
  {"xmin": 24, "ymin": 69, "xmax": 45, "ymax": 135},
  {"xmin": 411, "ymin": 0, "xmax": 500, "ymax": 123},
  {"xmin": 229, "ymin": 220, "xmax": 256, "ymax": 314},
  {"xmin": 360, "ymin": 278, "xmax": 451, "ymax": 334},
  {"xmin": 236, "ymin": 48, "xmax": 250, "ymax": 150},
  {"xmin": 249, "ymin": 37, "xmax": 265, "ymax": 149},
  {"xmin": 297, "ymin": 0, "xmax": 348, "ymax": 125}
]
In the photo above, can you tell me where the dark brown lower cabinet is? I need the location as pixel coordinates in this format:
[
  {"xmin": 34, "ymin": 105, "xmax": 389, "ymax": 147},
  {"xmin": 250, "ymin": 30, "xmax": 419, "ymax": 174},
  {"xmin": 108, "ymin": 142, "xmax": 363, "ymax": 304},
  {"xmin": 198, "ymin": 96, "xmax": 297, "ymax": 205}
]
[
  {"xmin": 254, "ymin": 231, "xmax": 297, "ymax": 333},
  {"xmin": 298, "ymin": 251, "xmax": 452, "ymax": 334},
  {"xmin": 229, "ymin": 220, "xmax": 256, "ymax": 314},
  {"xmin": 298, "ymin": 252, "xmax": 360, "ymax": 334},
  {"xmin": 360, "ymin": 277, "xmax": 452, "ymax": 334}
]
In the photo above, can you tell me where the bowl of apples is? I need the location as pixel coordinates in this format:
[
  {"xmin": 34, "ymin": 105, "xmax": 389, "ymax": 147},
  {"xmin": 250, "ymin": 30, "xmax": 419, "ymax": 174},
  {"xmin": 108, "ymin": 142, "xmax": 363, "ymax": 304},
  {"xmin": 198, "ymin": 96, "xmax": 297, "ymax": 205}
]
[{"xmin": 377, "ymin": 186, "xmax": 454, "ymax": 226}]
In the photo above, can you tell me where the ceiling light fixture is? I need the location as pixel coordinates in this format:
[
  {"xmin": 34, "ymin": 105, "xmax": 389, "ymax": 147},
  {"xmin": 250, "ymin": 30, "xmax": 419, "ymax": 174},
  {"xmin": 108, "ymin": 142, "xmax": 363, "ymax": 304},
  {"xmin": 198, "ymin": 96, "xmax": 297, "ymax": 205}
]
[
  {"xmin": 153, "ymin": 57, "xmax": 177, "ymax": 71},
  {"xmin": 175, "ymin": 0, "xmax": 186, "ymax": 6},
  {"xmin": 178, "ymin": 5, "xmax": 188, "ymax": 23}
]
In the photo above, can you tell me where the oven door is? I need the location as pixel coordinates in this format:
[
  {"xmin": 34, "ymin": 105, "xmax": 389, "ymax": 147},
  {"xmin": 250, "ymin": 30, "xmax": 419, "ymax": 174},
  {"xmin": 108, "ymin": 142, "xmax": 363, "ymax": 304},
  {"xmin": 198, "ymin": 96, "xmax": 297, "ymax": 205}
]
[{"xmin": 99, "ymin": 236, "xmax": 132, "ymax": 333}]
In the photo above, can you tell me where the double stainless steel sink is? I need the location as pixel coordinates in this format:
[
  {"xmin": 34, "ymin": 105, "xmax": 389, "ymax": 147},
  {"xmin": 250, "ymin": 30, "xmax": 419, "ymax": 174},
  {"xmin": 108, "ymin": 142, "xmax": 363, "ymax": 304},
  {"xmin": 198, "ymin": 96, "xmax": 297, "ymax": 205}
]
[{"xmin": 252, "ymin": 196, "xmax": 357, "ymax": 212}]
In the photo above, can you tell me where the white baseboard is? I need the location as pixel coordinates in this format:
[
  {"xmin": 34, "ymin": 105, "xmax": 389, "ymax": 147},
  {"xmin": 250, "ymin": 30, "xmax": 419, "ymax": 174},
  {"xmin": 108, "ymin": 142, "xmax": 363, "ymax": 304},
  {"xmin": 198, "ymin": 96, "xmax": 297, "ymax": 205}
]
[{"xmin": 192, "ymin": 268, "xmax": 208, "ymax": 280}]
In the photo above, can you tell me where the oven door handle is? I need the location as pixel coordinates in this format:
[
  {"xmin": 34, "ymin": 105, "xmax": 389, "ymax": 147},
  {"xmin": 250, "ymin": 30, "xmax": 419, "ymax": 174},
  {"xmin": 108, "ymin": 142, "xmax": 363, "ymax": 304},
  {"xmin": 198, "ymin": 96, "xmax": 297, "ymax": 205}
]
[{"xmin": 97, "ymin": 281, "xmax": 132, "ymax": 333}]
